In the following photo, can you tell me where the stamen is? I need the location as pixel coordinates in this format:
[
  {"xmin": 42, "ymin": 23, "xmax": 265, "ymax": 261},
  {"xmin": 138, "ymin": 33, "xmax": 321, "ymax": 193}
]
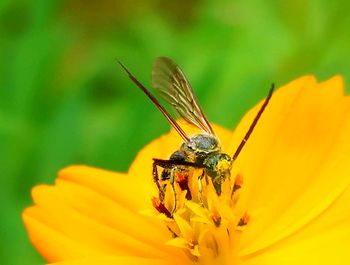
[
  {"xmin": 211, "ymin": 209, "xmax": 222, "ymax": 227},
  {"xmin": 233, "ymin": 174, "xmax": 243, "ymax": 191},
  {"xmin": 150, "ymin": 169, "xmax": 249, "ymax": 263},
  {"xmin": 187, "ymin": 240, "xmax": 195, "ymax": 250},
  {"xmin": 238, "ymin": 212, "xmax": 250, "ymax": 227},
  {"xmin": 187, "ymin": 240, "xmax": 200, "ymax": 258},
  {"xmin": 152, "ymin": 197, "xmax": 172, "ymax": 218},
  {"xmin": 176, "ymin": 171, "xmax": 192, "ymax": 200},
  {"xmin": 231, "ymin": 174, "xmax": 243, "ymax": 198}
]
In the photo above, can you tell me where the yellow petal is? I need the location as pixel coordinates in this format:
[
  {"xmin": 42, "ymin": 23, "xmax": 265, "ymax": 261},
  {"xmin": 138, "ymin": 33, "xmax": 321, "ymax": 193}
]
[
  {"xmin": 23, "ymin": 166, "xmax": 183, "ymax": 262},
  {"xmin": 48, "ymin": 255, "xmax": 188, "ymax": 265},
  {"xmin": 244, "ymin": 173, "xmax": 350, "ymax": 263},
  {"xmin": 173, "ymin": 213, "xmax": 195, "ymax": 240},
  {"xmin": 166, "ymin": 237, "xmax": 189, "ymax": 249},
  {"xmin": 186, "ymin": 201, "xmax": 209, "ymax": 221},
  {"xmin": 58, "ymin": 165, "xmax": 152, "ymax": 210},
  {"xmin": 243, "ymin": 221, "xmax": 350, "ymax": 264},
  {"xmin": 23, "ymin": 209, "xmax": 102, "ymax": 262},
  {"xmin": 225, "ymin": 76, "xmax": 350, "ymax": 255}
]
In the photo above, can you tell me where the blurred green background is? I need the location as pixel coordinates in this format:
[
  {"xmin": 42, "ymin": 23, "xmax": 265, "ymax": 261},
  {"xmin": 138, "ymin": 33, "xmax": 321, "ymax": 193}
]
[{"xmin": 1, "ymin": 0, "xmax": 350, "ymax": 264}]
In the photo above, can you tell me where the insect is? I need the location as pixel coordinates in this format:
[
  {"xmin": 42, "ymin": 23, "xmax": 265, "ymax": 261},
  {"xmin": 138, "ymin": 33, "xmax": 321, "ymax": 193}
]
[{"xmin": 119, "ymin": 57, "xmax": 273, "ymax": 212}]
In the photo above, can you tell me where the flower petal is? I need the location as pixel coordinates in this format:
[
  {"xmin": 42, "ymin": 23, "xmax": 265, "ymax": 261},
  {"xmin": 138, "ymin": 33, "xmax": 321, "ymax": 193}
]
[
  {"xmin": 226, "ymin": 76, "xmax": 350, "ymax": 256},
  {"xmin": 23, "ymin": 166, "xmax": 185, "ymax": 263},
  {"xmin": 59, "ymin": 165, "xmax": 152, "ymax": 210},
  {"xmin": 242, "ymin": 182, "xmax": 350, "ymax": 263},
  {"xmin": 48, "ymin": 255, "xmax": 186, "ymax": 265}
]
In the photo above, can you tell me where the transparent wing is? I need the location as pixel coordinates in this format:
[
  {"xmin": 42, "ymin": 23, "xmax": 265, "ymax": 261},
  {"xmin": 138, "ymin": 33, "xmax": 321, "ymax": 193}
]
[{"xmin": 151, "ymin": 57, "xmax": 214, "ymax": 135}]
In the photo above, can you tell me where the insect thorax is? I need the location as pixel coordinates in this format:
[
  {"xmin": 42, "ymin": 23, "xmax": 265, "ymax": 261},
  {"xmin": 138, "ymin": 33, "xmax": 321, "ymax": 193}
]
[
  {"xmin": 167, "ymin": 133, "xmax": 232, "ymax": 195},
  {"xmin": 179, "ymin": 134, "xmax": 221, "ymax": 164}
]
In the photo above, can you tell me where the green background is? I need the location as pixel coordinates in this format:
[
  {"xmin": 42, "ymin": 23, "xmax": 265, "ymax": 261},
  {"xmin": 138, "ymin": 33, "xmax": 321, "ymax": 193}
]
[{"xmin": 1, "ymin": 1, "xmax": 350, "ymax": 264}]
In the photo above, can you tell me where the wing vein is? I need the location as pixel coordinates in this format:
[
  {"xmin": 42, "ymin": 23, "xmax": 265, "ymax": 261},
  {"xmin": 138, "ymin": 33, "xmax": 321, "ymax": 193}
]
[{"xmin": 151, "ymin": 57, "xmax": 214, "ymax": 135}]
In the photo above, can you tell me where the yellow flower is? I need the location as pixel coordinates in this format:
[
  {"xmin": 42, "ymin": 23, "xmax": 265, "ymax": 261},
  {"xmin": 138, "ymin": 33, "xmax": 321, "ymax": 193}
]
[{"xmin": 23, "ymin": 76, "xmax": 350, "ymax": 265}]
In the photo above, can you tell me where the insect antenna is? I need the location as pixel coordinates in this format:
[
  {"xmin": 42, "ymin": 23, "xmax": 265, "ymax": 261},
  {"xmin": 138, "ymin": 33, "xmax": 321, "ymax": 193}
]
[
  {"xmin": 118, "ymin": 60, "xmax": 190, "ymax": 143},
  {"xmin": 232, "ymin": 84, "xmax": 274, "ymax": 161}
]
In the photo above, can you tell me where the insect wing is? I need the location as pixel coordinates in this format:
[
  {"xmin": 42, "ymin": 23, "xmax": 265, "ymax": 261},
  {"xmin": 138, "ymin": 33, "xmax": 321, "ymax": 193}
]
[{"xmin": 151, "ymin": 57, "xmax": 214, "ymax": 135}]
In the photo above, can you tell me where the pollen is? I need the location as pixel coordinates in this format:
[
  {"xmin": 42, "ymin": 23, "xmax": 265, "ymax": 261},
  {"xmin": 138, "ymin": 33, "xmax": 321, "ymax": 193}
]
[
  {"xmin": 150, "ymin": 169, "xmax": 247, "ymax": 264},
  {"xmin": 216, "ymin": 160, "xmax": 231, "ymax": 174}
]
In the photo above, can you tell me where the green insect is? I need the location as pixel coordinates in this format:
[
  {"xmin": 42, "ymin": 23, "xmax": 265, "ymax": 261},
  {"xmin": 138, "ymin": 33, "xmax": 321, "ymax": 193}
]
[{"xmin": 119, "ymin": 57, "xmax": 273, "ymax": 212}]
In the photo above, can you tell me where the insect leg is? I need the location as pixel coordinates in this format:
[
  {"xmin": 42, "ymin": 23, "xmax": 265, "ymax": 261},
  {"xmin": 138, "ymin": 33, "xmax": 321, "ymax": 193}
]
[
  {"xmin": 153, "ymin": 158, "xmax": 204, "ymax": 213},
  {"xmin": 152, "ymin": 161, "xmax": 166, "ymax": 201},
  {"xmin": 169, "ymin": 170, "xmax": 177, "ymax": 214},
  {"xmin": 152, "ymin": 160, "xmax": 179, "ymax": 213},
  {"xmin": 197, "ymin": 170, "xmax": 206, "ymax": 205},
  {"xmin": 198, "ymin": 170, "xmax": 205, "ymax": 193}
]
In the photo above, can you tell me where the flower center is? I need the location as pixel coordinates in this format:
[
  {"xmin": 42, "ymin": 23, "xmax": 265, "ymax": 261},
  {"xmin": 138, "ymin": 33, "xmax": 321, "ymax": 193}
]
[{"xmin": 151, "ymin": 169, "xmax": 248, "ymax": 264}]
